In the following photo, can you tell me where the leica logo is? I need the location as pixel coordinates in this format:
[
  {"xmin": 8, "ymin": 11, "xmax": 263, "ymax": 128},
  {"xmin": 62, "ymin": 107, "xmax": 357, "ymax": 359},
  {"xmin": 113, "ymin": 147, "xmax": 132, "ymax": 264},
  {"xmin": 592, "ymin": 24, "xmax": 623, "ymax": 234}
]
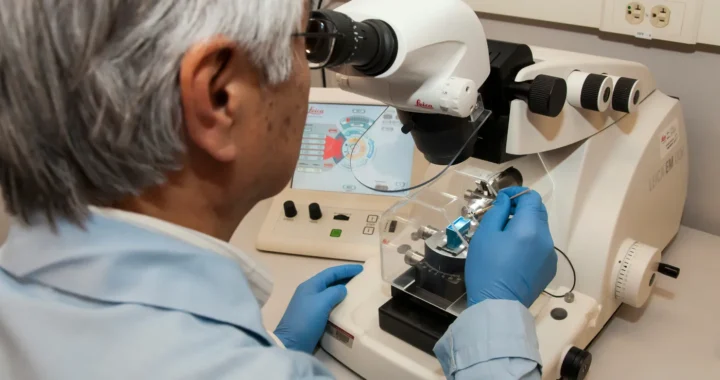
[
  {"xmin": 308, "ymin": 106, "xmax": 324, "ymax": 115},
  {"xmin": 416, "ymin": 99, "xmax": 434, "ymax": 110}
]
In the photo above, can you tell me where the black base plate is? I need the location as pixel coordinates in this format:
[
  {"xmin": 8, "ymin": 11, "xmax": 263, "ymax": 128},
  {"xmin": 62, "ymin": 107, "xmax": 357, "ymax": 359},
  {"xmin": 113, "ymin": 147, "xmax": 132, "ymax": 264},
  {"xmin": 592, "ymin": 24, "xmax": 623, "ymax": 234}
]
[{"xmin": 378, "ymin": 288, "xmax": 457, "ymax": 355}]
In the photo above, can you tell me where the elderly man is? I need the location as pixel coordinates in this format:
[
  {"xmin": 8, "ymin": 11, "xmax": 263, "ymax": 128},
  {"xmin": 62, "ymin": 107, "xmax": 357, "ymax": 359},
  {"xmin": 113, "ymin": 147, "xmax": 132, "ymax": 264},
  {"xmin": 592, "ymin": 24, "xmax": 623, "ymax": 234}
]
[{"xmin": 0, "ymin": 1, "xmax": 557, "ymax": 379}]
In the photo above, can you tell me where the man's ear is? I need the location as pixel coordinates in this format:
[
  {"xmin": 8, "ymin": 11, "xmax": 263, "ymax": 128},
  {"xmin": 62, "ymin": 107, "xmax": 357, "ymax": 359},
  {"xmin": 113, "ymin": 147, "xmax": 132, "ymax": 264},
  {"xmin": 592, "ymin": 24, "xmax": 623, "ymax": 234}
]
[{"xmin": 179, "ymin": 37, "xmax": 257, "ymax": 162}]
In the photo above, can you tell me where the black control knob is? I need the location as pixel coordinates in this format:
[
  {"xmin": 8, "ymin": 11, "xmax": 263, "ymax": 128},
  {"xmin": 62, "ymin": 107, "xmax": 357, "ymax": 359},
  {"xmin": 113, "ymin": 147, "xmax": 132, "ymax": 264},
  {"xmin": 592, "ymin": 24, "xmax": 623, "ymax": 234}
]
[
  {"xmin": 283, "ymin": 201, "xmax": 297, "ymax": 218},
  {"xmin": 658, "ymin": 263, "xmax": 680, "ymax": 279},
  {"xmin": 309, "ymin": 203, "xmax": 323, "ymax": 220},
  {"xmin": 560, "ymin": 346, "xmax": 592, "ymax": 380},
  {"xmin": 509, "ymin": 74, "xmax": 568, "ymax": 118},
  {"xmin": 612, "ymin": 77, "xmax": 641, "ymax": 113}
]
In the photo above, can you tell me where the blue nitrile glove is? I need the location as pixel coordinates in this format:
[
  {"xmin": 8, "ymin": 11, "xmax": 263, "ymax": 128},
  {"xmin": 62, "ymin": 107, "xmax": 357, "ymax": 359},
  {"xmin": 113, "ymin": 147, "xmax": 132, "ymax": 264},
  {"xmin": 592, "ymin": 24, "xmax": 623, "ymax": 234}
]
[
  {"xmin": 466, "ymin": 187, "xmax": 557, "ymax": 308},
  {"xmin": 274, "ymin": 264, "xmax": 363, "ymax": 354}
]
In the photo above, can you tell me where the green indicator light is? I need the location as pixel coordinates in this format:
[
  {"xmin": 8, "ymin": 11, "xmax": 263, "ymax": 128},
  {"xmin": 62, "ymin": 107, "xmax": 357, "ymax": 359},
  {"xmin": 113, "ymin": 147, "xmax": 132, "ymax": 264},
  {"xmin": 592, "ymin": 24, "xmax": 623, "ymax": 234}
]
[{"xmin": 330, "ymin": 229, "xmax": 342, "ymax": 238}]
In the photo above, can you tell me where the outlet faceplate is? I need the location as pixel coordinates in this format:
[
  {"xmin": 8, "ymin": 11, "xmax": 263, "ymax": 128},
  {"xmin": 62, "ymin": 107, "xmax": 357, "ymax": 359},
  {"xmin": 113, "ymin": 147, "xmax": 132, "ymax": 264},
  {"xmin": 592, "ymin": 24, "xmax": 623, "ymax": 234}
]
[{"xmin": 601, "ymin": 0, "xmax": 703, "ymax": 44}]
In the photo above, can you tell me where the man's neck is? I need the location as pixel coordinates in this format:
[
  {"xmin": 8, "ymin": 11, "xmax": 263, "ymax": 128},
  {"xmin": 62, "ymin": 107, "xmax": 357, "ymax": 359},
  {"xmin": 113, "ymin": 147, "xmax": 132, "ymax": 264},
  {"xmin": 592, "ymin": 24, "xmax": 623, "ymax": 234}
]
[{"xmin": 112, "ymin": 187, "xmax": 252, "ymax": 242}]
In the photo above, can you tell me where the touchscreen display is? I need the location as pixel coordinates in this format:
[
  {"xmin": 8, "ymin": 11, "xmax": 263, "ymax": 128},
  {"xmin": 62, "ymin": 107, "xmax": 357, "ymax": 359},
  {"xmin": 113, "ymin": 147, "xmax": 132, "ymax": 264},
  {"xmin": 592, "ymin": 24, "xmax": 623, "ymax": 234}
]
[{"xmin": 291, "ymin": 103, "xmax": 415, "ymax": 196}]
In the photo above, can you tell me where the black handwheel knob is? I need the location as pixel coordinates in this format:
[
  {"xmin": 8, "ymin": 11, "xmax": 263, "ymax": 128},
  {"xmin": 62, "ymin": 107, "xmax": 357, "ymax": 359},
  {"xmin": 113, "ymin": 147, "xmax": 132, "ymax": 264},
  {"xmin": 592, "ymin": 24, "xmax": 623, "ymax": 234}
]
[
  {"xmin": 509, "ymin": 74, "xmax": 568, "ymax": 118},
  {"xmin": 528, "ymin": 75, "xmax": 568, "ymax": 117},
  {"xmin": 561, "ymin": 346, "xmax": 592, "ymax": 380}
]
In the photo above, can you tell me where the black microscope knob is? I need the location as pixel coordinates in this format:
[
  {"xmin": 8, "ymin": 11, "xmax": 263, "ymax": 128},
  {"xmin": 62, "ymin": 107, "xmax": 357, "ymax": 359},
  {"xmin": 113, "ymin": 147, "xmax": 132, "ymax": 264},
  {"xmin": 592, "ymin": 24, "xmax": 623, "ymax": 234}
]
[
  {"xmin": 309, "ymin": 203, "xmax": 323, "ymax": 220},
  {"xmin": 283, "ymin": 201, "xmax": 298, "ymax": 218},
  {"xmin": 528, "ymin": 75, "xmax": 568, "ymax": 117},
  {"xmin": 612, "ymin": 77, "xmax": 641, "ymax": 113},
  {"xmin": 561, "ymin": 346, "xmax": 592, "ymax": 380},
  {"xmin": 509, "ymin": 74, "xmax": 568, "ymax": 118}
]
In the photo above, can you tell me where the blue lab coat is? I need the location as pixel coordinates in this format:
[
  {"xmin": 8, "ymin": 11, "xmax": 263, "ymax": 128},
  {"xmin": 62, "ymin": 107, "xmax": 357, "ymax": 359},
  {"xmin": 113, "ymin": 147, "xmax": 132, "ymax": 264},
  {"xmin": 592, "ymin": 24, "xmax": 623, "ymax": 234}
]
[{"xmin": 0, "ymin": 209, "xmax": 542, "ymax": 379}]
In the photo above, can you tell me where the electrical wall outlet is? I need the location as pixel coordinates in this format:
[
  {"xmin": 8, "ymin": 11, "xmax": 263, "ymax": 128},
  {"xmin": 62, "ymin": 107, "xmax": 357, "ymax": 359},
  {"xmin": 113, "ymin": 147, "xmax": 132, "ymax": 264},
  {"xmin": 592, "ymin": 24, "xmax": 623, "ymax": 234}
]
[
  {"xmin": 626, "ymin": 2, "xmax": 645, "ymax": 25},
  {"xmin": 650, "ymin": 5, "xmax": 671, "ymax": 28},
  {"xmin": 600, "ymin": 0, "xmax": 703, "ymax": 44},
  {"xmin": 467, "ymin": 0, "xmax": 717, "ymax": 46}
]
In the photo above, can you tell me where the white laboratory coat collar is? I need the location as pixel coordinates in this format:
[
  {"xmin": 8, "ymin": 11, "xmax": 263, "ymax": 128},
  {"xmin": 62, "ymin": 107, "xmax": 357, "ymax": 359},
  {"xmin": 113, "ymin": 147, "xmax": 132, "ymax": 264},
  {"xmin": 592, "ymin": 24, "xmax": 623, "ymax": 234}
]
[{"xmin": 90, "ymin": 207, "xmax": 274, "ymax": 305}]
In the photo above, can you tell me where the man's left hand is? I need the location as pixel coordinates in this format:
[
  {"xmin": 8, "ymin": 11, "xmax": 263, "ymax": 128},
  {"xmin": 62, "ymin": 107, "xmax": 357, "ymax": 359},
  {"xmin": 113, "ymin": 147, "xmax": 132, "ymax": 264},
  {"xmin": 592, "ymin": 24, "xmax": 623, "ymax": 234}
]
[{"xmin": 274, "ymin": 264, "xmax": 363, "ymax": 354}]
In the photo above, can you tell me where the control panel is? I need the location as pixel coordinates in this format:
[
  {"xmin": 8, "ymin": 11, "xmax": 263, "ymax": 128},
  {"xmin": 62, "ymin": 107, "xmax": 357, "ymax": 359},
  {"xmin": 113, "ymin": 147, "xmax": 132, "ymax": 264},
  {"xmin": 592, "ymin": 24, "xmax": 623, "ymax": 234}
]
[
  {"xmin": 279, "ymin": 201, "xmax": 384, "ymax": 246},
  {"xmin": 257, "ymin": 197, "xmax": 396, "ymax": 261}
]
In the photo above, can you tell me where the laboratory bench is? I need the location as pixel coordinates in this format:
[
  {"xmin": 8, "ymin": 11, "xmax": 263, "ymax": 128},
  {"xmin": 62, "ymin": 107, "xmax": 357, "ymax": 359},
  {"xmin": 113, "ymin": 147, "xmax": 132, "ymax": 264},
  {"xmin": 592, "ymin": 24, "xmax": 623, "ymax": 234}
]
[{"xmin": 231, "ymin": 199, "xmax": 720, "ymax": 379}]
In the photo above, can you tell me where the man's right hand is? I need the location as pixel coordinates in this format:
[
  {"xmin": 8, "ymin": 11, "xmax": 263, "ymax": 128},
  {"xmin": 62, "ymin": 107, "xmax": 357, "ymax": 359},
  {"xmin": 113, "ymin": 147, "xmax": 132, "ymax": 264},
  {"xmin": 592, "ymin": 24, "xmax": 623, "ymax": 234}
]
[{"xmin": 465, "ymin": 187, "xmax": 558, "ymax": 308}]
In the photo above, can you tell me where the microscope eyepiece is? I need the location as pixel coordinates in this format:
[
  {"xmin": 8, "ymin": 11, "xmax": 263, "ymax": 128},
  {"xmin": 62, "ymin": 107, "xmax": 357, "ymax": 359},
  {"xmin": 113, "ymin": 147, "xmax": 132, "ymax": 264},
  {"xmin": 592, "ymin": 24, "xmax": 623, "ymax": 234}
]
[{"xmin": 303, "ymin": 10, "xmax": 398, "ymax": 76}]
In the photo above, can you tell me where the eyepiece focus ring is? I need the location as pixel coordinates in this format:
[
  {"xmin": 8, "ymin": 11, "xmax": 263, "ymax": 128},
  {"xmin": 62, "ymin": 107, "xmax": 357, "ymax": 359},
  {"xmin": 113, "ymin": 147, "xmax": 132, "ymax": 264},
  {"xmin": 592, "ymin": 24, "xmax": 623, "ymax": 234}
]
[{"xmin": 354, "ymin": 19, "xmax": 398, "ymax": 76}]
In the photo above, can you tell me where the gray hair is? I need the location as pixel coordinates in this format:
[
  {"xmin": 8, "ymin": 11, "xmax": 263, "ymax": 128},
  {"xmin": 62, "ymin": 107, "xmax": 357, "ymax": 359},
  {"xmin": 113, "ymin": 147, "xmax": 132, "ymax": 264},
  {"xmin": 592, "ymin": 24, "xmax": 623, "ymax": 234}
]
[{"xmin": 0, "ymin": 0, "xmax": 308, "ymax": 224}]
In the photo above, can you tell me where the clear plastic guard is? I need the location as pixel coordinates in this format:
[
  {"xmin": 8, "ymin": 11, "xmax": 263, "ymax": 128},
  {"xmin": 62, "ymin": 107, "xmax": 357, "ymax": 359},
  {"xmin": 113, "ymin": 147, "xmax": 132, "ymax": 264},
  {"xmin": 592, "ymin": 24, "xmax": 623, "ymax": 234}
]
[
  {"xmin": 349, "ymin": 101, "xmax": 492, "ymax": 195},
  {"xmin": 377, "ymin": 155, "xmax": 556, "ymax": 316}
]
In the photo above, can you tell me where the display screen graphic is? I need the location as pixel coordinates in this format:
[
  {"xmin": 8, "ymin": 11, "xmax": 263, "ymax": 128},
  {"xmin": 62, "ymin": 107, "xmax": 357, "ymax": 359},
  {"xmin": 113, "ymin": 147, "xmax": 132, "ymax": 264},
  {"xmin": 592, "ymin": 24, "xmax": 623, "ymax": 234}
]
[{"xmin": 291, "ymin": 103, "xmax": 415, "ymax": 196}]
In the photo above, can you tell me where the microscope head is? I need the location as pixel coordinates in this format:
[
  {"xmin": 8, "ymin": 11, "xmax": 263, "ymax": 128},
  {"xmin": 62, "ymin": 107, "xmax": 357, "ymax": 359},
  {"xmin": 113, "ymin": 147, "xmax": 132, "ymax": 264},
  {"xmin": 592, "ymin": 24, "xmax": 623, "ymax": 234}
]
[
  {"xmin": 304, "ymin": 0, "xmax": 491, "ymax": 164},
  {"xmin": 306, "ymin": 0, "xmax": 490, "ymax": 118},
  {"xmin": 304, "ymin": 0, "xmax": 567, "ymax": 165}
]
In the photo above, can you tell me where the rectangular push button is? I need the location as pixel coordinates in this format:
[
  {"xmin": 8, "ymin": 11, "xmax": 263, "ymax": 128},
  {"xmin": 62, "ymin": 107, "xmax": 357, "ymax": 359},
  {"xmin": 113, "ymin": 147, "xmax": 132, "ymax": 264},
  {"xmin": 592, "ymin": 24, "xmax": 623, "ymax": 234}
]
[
  {"xmin": 363, "ymin": 227, "xmax": 375, "ymax": 235},
  {"xmin": 333, "ymin": 214, "xmax": 350, "ymax": 221},
  {"xmin": 330, "ymin": 229, "xmax": 342, "ymax": 238},
  {"xmin": 367, "ymin": 215, "xmax": 379, "ymax": 223}
]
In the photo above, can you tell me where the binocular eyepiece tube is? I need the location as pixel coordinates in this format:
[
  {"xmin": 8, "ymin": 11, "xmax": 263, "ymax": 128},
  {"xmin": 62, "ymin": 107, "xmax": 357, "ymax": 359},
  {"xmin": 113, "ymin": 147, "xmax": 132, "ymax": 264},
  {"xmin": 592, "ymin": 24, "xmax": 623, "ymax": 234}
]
[{"xmin": 305, "ymin": 10, "xmax": 398, "ymax": 76}]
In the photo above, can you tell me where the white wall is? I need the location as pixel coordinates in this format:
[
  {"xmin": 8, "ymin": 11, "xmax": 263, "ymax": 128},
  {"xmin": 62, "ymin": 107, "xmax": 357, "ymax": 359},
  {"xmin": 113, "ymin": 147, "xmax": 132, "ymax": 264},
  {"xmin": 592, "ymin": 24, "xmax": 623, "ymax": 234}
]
[{"xmin": 312, "ymin": 9, "xmax": 720, "ymax": 236}]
